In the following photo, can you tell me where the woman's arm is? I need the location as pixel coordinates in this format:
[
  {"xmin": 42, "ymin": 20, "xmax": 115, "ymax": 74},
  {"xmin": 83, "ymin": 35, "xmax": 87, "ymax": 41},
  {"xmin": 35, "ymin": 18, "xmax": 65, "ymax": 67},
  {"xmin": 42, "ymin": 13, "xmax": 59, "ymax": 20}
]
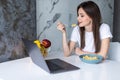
[
  {"xmin": 97, "ymin": 38, "xmax": 110, "ymax": 59},
  {"xmin": 62, "ymin": 33, "xmax": 75, "ymax": 56},
  {"xmin": 57, "ymin": 21, "xmax": 75, "ymax": 56}
]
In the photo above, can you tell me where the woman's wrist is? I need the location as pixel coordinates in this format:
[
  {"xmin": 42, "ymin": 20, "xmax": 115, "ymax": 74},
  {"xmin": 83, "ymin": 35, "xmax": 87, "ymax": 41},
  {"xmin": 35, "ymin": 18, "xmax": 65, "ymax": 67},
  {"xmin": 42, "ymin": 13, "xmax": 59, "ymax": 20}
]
[{"xmin": 62, "ymin": 31, "xmax": 67, "ymax": 36}]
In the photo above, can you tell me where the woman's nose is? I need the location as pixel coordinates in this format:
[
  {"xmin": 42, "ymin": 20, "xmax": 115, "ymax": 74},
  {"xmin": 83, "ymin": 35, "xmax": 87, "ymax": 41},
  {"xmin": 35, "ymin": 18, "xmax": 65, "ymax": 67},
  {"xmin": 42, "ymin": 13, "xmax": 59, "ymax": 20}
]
[{"xmin": 77, "ymin": 16, "xmax": 81, "ymax": 21}]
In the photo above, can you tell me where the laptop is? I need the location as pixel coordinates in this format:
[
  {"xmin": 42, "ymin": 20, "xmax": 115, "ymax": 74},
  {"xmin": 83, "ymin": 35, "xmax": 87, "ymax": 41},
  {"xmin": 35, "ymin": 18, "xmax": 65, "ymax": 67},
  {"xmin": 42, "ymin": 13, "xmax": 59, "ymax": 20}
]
[{"xmin": 22, "ymin": 39, "xmax": 80, "ymax": 74}]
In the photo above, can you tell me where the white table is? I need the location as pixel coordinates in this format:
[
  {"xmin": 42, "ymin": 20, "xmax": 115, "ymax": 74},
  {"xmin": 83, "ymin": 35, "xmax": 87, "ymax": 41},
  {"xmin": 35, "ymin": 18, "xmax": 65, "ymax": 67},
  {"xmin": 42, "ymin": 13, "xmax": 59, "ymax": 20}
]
[{"xmin": 0, "ymin": 51, "xmax": 120, "ymax": 80}]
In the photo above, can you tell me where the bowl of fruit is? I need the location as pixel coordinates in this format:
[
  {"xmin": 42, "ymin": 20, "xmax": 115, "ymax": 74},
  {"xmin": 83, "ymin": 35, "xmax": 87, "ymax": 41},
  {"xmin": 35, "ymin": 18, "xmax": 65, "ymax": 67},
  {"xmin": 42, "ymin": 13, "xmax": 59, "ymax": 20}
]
[
  {"xmin": 79, "ymin": 54, "xmax": 103, "ymax": 64},
  {"xmin": 34, "ymin": 39, "xmax": 51, "ymax": 57}
]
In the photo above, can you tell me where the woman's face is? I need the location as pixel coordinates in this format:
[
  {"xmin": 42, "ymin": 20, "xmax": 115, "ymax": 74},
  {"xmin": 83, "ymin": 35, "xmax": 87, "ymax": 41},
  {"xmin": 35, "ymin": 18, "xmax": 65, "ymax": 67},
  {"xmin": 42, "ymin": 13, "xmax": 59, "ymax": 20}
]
[{"xmin": 77, "ymin": 8, "xmax": 92, "ymax": 27}]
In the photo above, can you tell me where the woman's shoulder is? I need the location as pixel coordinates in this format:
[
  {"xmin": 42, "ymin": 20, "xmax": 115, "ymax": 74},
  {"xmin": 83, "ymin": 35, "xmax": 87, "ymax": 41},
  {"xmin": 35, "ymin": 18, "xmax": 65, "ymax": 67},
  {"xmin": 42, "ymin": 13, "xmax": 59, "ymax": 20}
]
[
  {"xmin": 73, "ymin": 25, "xmax": 79, "ymax": 31},
  {"xmin": 100, "ymin": 23, "xmax": 109, "ymax": 27},
  {"xmin": 99, "ymin": 23, "xmax": 113, "ymax": 39},
  {"xmin": 100, "ymin": 23, "xmax": 110, "ymax": 30}
]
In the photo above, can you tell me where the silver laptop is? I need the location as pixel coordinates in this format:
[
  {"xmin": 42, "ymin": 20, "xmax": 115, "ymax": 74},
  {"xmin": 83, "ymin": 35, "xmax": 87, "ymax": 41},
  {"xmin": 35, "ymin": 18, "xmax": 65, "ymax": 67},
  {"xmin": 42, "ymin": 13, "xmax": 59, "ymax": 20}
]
[{"xmin": 22, "ymin": 39, "xmax": 80, "ymax": 74}]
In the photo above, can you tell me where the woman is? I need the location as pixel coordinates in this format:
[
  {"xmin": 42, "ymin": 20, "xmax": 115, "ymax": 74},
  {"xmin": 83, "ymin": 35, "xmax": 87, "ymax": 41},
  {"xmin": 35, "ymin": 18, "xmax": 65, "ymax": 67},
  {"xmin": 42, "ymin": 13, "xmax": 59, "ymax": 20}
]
[{"xmin": 57, "ymin": 1, "xmax": 112, "ymax": 59}]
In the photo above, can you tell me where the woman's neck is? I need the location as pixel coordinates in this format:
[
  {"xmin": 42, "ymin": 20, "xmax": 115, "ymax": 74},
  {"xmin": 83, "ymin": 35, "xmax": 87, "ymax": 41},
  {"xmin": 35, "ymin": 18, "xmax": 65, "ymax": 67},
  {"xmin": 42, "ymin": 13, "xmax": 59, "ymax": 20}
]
[
  {"xmin": 84, "ymin": 20, "xmax": 93, "ymax": 32},
  {"xmin": 85, "ymin": 25, "xmax": 92, "ymax": 32}
]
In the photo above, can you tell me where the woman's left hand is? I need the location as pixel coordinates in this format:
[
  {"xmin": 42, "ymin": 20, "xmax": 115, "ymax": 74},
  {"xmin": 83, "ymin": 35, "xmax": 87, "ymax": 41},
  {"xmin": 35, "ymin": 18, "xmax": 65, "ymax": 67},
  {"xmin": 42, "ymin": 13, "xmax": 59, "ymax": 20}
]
[
  {"xmin": 75, "ymin": 47, "xmax": 94, "ymax": 55},
  {"xmin": 75, "ymin": 47, "xmax": 84, "ymax": 55}
]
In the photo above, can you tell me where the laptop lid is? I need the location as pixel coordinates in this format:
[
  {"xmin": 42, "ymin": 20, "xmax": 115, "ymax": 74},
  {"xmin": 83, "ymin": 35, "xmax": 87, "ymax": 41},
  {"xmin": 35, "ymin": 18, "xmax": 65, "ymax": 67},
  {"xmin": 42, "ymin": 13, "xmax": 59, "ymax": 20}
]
[
  {"xmin": 22, "ymin": 39, "xmax": 50, "ymax": 73},
  {"xmin": 22, "ymin": 39, "xmax": 80, "ymax": 73}
]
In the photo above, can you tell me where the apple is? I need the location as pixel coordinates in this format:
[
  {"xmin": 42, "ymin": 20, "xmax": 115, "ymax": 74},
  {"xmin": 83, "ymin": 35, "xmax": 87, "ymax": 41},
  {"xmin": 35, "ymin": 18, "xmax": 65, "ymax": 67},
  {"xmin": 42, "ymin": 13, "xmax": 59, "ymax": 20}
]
[{"xmin": 41, "ymin": 39, "xmax": 51, "ymax": 48}]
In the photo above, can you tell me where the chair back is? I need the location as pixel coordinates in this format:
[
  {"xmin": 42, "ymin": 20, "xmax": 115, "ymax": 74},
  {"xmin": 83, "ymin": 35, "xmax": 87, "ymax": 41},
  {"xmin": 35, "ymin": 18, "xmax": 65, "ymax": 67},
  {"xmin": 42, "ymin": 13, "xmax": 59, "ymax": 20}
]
[{"xmin": 108, "ymin": 42, "xmax": 120, "ymax": 61}]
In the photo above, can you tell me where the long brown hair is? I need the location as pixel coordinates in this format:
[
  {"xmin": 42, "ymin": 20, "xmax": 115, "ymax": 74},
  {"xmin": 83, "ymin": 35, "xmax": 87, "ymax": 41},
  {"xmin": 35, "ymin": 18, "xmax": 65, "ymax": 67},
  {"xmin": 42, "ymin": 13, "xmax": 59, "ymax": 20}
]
[{"xmin": 77, "ymin": 1, "xmax": 101, "ymax": 53}]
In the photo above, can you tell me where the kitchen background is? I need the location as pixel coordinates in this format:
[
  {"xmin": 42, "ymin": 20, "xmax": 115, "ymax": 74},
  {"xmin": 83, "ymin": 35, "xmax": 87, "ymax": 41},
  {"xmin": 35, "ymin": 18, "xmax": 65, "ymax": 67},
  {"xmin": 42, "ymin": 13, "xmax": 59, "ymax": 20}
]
[{"xmin": 0, "ymin": 0, "xmax": 119, "ymax": 63}]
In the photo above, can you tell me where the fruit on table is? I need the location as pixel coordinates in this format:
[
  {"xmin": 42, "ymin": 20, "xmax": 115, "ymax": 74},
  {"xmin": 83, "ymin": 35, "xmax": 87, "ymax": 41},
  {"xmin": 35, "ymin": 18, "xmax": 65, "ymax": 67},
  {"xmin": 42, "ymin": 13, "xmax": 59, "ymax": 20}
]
[
  {"xmin": 34, "ymin": 40, "xmax": 41, "ymax": 48},
  {"xmin": 34, "ymin": 39, "xmax": 51, "ymax": 57},
  {"xmin": 39, "ymin": 45, "xmax": 48, "ymax": 57},
  {"xmin": 41, "ymin": 39, "xmax": 51, "ymax": 48}
]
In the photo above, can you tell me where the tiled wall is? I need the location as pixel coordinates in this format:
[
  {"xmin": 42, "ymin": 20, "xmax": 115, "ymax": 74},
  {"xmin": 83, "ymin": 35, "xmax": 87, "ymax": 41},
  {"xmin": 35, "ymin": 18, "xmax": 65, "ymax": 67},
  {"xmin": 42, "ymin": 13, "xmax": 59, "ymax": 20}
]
[
  {"xmin": 36, "ymin": 0, "xmax": 114, "ymax": 52},
  {"xmin": 0, "ymin": 0, "xmax": 36, "ymax": 62}
]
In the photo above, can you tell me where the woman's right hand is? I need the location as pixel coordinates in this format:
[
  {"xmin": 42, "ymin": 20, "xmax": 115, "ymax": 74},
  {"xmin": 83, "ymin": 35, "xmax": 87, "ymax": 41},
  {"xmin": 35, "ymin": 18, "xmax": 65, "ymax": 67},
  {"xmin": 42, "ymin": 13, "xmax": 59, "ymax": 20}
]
[{"xmin": 57, "ymin": 21, "xmax": 66, "ymax": 33}]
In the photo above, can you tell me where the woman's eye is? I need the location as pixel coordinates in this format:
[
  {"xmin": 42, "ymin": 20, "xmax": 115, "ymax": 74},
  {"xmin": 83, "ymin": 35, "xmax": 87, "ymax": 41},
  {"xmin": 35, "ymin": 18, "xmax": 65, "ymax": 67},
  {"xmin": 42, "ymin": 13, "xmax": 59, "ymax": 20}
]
[{"xmin": 81, "ymin": 15, "xmax": 84, "ymax": 17}]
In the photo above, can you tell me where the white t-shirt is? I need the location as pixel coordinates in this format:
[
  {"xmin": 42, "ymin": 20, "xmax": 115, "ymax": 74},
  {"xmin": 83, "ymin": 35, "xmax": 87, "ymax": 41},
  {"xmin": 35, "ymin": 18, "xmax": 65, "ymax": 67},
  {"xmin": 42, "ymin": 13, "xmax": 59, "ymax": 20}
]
[{"xmin": 70, "ymin": 23, "xmax": 113, "ymax": 52}]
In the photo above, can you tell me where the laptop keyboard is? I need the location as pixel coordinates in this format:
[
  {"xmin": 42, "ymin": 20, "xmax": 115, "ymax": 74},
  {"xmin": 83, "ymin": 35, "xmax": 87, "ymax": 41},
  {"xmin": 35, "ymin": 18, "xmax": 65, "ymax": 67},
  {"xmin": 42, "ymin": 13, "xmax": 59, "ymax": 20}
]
[{"xmin": 45, "ymin": 60, "xmax": 64, "ymax": 71}]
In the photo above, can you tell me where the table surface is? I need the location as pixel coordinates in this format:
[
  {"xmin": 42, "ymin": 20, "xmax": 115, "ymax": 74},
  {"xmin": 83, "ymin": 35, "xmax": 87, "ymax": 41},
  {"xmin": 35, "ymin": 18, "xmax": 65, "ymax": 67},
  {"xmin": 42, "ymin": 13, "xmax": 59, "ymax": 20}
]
[{"xmin": 0, "ymin": 51, "xmax": 120, "ymax": 80}]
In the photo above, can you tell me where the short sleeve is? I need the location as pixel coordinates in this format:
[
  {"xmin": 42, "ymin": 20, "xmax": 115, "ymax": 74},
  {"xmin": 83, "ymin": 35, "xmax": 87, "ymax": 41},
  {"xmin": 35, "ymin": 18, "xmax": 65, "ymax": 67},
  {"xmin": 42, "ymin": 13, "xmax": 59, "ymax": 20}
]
[
  {"xmin": 100, "ymin": 23, "xmax": 113, "ymax": 39},
  {"xmin": 70, "ymin": 26, "xmax": 79, "ymax": 42}
]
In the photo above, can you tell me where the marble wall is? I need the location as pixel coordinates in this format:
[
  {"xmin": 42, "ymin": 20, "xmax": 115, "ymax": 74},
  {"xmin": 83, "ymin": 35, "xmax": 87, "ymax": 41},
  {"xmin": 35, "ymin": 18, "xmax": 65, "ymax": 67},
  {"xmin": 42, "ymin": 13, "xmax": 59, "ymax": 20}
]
[
  {"xmin": 36, "ymin": 0, "xmax": 114, "ymax": 52},
  {"xmin": 0, "ymin": 0, "xmax": 36, "ymax": 62}
]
